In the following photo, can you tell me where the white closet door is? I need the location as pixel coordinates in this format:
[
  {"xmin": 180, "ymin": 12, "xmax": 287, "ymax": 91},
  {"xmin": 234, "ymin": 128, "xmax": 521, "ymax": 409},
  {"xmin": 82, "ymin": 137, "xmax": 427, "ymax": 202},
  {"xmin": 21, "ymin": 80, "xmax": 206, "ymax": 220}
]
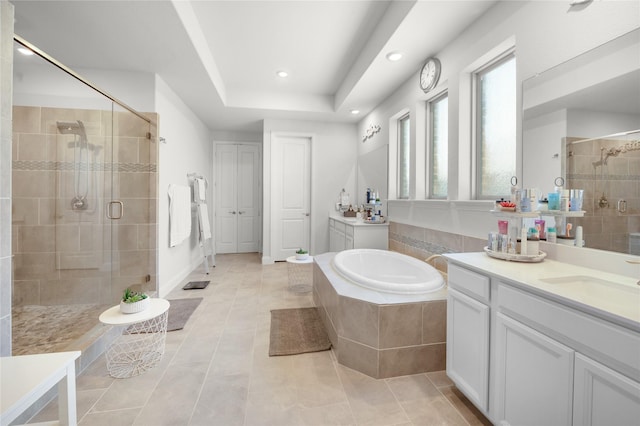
[
  {"xmin": 215, "ymin": 144, "xmax": 238, "ymax": 253},
  {"xmin": 236, "ymin": 145, "xmax": 260, "ymax": 253},
  {"xmin": 272, "ymin": 135, "xmax": 311, "ymax": 261},
  {"xmin": 215, "ymin": 143, "xmax": 260, "ymax": 254}
]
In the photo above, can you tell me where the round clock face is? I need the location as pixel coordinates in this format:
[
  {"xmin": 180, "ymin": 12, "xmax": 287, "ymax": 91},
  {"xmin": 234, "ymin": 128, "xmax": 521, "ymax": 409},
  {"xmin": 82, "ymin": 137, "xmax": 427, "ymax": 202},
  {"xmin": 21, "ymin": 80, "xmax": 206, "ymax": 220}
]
[{"xmin": 420, "ymin": 58, "xmax": 441, "ymax": 93}]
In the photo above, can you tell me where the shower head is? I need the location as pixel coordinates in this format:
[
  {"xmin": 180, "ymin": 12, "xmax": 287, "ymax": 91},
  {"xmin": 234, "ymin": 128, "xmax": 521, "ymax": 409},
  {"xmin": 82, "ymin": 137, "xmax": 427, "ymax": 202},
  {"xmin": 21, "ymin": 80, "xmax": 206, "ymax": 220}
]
[{"xmin": 56, "ymin": 120, "xmax": 86, "ymax": 137}]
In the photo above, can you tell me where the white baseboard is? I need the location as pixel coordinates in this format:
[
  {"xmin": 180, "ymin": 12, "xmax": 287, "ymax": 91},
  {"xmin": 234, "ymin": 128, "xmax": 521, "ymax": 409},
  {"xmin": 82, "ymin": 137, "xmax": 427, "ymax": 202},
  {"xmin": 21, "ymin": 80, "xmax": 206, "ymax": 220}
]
[{"xmin": 159, "ymin": 256, "xmax": 205, "ymax": 298}]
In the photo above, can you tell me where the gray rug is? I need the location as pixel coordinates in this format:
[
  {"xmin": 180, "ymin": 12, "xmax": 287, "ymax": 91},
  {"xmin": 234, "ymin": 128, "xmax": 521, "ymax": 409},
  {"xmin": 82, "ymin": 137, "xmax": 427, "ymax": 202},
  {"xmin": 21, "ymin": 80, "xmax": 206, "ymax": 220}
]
[
  {"xmin": 269, "ymin": 307, "xmax": 332, "ymax": 356},
  {"xmin": 167, "ymin": 298, "xmax": 203, "ymax": 331}
]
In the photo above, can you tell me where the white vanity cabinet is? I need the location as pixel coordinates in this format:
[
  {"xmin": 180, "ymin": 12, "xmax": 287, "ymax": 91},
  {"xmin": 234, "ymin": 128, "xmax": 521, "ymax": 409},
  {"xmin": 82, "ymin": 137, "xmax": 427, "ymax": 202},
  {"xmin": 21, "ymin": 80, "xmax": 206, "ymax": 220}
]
[
  {"xmin": 328, "ymin": 217, "xmax": 388, "ymax": 252},
  {"xmin": 573, "ymin": 353, "xmax": 640, "ymax": 425},
  {"xmin": 494, "ymin": 312, "xmax": 574, "ymax": 425},
  {"xmin": 447, "ymin": 265, "xmax": 491, "ymax": 413},
  {"xmin": 443, "ymin": 253, "xmax": 640, "ymax": 425}
]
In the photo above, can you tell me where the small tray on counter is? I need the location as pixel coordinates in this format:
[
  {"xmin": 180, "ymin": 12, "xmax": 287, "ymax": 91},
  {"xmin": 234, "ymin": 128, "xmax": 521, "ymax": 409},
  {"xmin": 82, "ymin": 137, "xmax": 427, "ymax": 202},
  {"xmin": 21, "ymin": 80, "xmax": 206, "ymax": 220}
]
[
  {"xmin": 483, "ymin": 247, "xmax": 546, "ymax": 263},
  {"xmin": 363, "ymin": 217, "xmax": 386, "ymax": 224}
]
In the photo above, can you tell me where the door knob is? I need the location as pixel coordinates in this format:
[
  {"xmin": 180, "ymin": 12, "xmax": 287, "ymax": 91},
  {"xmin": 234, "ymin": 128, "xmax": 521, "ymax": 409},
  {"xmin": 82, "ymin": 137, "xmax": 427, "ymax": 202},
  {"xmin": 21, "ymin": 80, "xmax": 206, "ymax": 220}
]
[{"xmin": 305, "ymin": 213, "xmax": 310, "ymax": 217}]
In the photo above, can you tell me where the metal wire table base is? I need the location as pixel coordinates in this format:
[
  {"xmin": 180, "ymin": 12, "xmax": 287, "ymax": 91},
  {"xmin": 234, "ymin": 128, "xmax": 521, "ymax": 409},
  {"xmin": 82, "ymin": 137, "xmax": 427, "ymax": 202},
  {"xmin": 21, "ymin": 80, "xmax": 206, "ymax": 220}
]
[{"xmin": 105, "ymin": 311, "xmax": 168, "ymax": 378}]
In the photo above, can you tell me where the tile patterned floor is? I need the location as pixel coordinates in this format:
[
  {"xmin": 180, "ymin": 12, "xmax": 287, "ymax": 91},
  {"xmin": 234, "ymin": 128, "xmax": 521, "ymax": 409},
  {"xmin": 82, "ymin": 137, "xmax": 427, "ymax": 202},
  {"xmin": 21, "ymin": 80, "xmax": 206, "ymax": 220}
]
[
  {"xmin": 31, "ymin": 253, "xmax": 491, "ymax": 425},
  {"xmin": 12, "ymin": 303, "xmax": 110, "ymax": 355}
]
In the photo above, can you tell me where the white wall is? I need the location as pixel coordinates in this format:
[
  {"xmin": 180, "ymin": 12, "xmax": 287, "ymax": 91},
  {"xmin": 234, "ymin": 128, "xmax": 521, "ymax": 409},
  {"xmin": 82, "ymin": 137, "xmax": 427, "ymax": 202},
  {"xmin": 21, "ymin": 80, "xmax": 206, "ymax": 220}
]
[
  {"xmin": 359, "ymin": 0, "xmax": 639, "ymax": 240},
  {"xmin": 262, "ymin": 119, "xmax": 357, "ymax": 263},
  {"xmin": 155, "ymin": 75, "xmax": 212, "ymax": 296}
]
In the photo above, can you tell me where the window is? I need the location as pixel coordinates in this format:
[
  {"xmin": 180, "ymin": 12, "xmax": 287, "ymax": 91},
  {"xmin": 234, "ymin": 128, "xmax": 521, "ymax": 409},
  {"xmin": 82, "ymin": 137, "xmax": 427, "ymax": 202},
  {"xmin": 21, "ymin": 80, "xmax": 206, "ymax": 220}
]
[
  {"xmin": 428, "ymin": 93, "xmax": 448, "ymax": 198},
  {"xmin": 475, "ymin": 53, "xmax": 516, "ymax": 198},
  {"xmin": 398, "ymin": 114, "xmax": 410, "ymax": 199}
]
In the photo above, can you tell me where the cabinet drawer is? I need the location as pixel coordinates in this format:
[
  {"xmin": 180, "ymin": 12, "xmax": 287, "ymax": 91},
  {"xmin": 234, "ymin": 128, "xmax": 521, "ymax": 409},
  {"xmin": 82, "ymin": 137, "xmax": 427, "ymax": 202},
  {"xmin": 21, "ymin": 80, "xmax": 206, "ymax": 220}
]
[
  {"xmin": 448, "ymin": 264, "xmax": 490, "ymax": 304},
  {"xmin": 334, "ymin": 221, "xmax": 346, "ymax": 233},
  {"xmin": 498, "ymin": 283, "xmax": 640, "ymax": 381}
]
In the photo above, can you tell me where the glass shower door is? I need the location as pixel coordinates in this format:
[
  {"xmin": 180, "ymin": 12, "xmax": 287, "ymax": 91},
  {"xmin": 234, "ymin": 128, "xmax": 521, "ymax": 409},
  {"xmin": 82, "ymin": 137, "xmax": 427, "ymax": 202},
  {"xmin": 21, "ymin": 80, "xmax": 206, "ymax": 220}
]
[{"xmin": 11, "ymin": 37, "xmax": 157, "ymax": 356}]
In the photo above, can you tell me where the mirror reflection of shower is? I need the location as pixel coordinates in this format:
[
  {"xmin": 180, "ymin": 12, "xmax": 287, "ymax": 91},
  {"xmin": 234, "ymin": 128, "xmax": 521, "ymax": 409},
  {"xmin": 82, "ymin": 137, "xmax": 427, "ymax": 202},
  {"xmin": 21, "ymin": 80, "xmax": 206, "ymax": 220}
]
[{"xmin": 56, "ymin": 120, "xmax": 102, "ymax": 211}]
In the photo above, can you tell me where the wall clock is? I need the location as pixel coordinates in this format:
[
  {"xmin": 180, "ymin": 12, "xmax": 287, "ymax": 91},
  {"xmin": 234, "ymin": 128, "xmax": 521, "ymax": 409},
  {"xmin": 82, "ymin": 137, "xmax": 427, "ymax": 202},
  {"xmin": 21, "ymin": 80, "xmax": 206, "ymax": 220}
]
[{"xmin": 419, "ymin": 57, "xmax": 441, "ymax": 93}]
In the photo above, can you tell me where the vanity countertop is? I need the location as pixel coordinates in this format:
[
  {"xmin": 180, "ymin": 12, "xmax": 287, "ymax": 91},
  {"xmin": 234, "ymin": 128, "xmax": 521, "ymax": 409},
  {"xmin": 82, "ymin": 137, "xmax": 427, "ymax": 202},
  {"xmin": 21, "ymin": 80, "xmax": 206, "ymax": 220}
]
[
  {"xmin": 330, "ymin": 215, "xmax": 389, "ymax": 227},
  {"xmin": 444, "ymin": 252, "xmax": 640, "ymax": 332}
]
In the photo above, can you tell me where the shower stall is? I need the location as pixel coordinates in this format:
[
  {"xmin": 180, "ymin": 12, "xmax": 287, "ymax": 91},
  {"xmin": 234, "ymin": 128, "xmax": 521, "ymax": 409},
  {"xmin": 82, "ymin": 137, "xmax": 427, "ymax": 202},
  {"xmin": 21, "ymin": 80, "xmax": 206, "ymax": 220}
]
[
  {"xmin": 565, "ymin": 129, "xmax": 640, "ymax": 254},
  {"xmin": 10, "ymin": 37, "xmax": 158, "ymax": 358}
]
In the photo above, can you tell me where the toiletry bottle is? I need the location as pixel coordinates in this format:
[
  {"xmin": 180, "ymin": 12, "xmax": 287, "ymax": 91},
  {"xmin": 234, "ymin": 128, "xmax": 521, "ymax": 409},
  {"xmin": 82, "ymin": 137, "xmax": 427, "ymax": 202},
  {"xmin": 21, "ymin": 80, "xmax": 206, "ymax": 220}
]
[
  {"xmin": 521, "ymin": 189, "xmax": 531, "ymax": 212},
  {"xmin": 575, "ymin": 225, "xmax": 583, "ymax": 247},
  {"xmin": 561, "ymin": 190, "xmax": 570, "ymax": 211},
  {"xmin": 520, "ymin": 227, "xmax": 528, "ymax": 255},
  {"xmin": 527, "ymin": 227, "xmax": 540, "ymax": 255},
  {"xmin": 547, "ymin": 227, "xmax": 557, "ymax": 243}
]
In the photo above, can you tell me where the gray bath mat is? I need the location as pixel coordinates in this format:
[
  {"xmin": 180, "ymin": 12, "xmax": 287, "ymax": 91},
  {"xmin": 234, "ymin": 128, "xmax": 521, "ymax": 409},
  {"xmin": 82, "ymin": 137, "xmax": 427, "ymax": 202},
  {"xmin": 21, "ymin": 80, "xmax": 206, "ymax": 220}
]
[
  {"xmin": 183, "ymin": 280, "xmax": 210, "ymax": 290},
  {"xmin": 167, "ymin": 298, "xmax": 203, "ymax": 331},
  {"xmin": 269, "ymin": 307, "xmax": 332, "ymax": 356}
]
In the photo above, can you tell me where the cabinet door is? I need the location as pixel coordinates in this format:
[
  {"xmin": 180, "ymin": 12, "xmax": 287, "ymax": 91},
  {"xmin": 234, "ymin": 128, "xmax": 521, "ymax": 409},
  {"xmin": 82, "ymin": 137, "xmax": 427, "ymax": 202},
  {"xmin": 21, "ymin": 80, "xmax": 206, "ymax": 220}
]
[
  {"xmin": 447, "ymin": 288, "xmax": 490, "ymax": 413},
  {"xmin": 494, "ymin": 312, "xmax": 574, "ymax": 426},
  {"xmin": 574, "ymin": 353, "xmax": 640, "ymax": 425},
  {"xmin": 329, "ymin": 219, "xmax": 336, "ymax": 252}
]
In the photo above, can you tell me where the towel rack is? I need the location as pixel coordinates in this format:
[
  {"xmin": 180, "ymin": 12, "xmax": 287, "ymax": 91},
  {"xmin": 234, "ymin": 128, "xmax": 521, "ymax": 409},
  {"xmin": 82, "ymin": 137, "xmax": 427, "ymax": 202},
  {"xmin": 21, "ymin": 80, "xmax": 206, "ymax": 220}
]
[{"xmin": 187, "ymin": 173, "xmax": 215, "ymax": 273}]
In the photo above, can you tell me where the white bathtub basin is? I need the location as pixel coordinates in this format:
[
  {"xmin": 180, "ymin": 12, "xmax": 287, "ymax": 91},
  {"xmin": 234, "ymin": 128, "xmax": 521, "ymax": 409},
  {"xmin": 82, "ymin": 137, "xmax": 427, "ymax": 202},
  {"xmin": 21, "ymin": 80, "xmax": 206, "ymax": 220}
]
[{"xmin": 332, "ymin": 249, "xmax": 444, "ymax": 294}]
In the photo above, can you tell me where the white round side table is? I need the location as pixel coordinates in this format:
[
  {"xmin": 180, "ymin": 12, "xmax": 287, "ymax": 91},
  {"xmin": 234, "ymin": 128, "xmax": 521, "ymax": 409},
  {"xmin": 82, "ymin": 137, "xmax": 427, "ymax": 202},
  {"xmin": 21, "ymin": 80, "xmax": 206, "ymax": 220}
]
[
  {"xmin": 285, "ymin": 255, "xmax": 314, "ymax": 293},
  {"xmin": 99, "ymin": 298, "xmax": 170, "ymax": 378}
]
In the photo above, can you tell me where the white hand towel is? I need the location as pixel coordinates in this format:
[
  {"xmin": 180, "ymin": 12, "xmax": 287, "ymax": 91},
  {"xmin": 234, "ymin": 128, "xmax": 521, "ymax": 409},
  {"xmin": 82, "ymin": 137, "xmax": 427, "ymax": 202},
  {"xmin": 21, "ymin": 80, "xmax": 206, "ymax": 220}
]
[
  {"xmin": 168, "ymin": 184, "xmax": 192, "ymax": 247},
  {"xmin": 198, "ymin": 203, "xmax": 212, "ymax": 240},
  {"xmin": 196, "ymin": 178, "xmax": 206, "ymax": 202}
]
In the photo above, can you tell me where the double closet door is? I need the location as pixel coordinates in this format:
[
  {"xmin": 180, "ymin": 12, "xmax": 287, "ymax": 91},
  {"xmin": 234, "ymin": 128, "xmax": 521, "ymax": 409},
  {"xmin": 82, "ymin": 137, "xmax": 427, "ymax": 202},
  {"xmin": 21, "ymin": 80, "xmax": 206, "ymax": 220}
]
[{"xmin": 215, "ymin": 143, "xmax": 261, "ymax": 253}]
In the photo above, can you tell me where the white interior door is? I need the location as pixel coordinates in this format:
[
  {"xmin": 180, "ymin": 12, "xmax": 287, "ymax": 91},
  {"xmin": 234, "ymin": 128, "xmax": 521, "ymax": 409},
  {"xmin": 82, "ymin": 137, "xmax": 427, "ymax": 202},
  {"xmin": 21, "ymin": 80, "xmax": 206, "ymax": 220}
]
[
  {"xmin": 215, "ymin": 143, "xmax": 260, "ymax": 253},
  {"xmin": 272, "ymin": 135, "xmax": 311, "ymax": 261},
  {"xmin": 236, "ymin": 145, "xmax": 260, "ymax": 253}
]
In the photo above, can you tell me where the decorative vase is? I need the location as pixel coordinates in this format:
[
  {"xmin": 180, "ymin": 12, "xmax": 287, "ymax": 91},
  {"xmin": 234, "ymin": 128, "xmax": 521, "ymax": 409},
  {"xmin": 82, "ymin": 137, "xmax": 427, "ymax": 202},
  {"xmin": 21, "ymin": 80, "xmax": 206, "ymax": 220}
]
[{"xmin": 120, "ymin": 297, "xmax": 150, "ymax": 314}]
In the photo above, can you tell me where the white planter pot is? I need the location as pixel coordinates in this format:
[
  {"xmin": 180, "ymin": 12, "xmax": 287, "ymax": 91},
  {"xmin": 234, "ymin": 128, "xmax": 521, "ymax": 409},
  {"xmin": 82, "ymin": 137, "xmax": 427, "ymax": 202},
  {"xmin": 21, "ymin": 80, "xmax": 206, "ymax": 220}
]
[
  {"xmin": 120, "ymin": 297, "xmax": 150, "ymax": 314},
  {"xmin": 295, "ymin": 253, "xmax": 309, "ymax": 260}
]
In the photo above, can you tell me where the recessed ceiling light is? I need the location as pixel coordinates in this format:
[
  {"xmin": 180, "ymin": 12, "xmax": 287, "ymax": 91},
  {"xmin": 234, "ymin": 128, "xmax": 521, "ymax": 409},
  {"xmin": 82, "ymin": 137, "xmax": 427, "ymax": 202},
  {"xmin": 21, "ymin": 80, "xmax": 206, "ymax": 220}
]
[
  {"xmin": 350, "ymin": 109, "xmax": 360, "ymax": 115},
  {"xmin": 386, "ymin": 51, "xmax": 403, "ymax": 62},
  {"xmin": 17, "ymin": 47, "xmax": 34, "ymax": 56},
  {"xmin": 276, "ymin": 70, "xmax": 289, "ymax": 78}
]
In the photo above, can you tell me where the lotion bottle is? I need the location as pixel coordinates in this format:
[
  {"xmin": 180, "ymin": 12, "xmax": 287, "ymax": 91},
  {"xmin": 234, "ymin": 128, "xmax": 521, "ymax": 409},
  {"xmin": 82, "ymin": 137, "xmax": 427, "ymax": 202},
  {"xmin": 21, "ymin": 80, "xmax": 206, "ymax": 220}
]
[{"xmin": 520, "ymin": 227, "xmax": 528, "ymax": 255}]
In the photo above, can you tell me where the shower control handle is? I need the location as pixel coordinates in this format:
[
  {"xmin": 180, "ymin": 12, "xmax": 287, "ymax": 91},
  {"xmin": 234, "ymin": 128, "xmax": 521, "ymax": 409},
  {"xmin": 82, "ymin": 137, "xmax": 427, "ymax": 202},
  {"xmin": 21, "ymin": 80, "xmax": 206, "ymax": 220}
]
[{"xmin": 107, "ymin": 200, "xmax": 124, "ymax": 220}]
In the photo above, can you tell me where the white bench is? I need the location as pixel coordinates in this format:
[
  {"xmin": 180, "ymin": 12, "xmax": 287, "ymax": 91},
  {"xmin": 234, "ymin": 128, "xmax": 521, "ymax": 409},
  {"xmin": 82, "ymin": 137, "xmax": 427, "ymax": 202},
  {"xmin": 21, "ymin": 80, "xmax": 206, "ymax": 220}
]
[{"xmin": 1, "ymin": 351, "xmax": 80, "ymax": 426}]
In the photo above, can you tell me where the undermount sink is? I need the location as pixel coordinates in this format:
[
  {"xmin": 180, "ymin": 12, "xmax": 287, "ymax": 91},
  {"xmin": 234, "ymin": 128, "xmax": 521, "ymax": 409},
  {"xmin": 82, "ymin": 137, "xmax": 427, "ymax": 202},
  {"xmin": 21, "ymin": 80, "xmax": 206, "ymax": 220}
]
[{"xmin": 539, "ymin": 276, "xmax": 640, "ymax": 316}]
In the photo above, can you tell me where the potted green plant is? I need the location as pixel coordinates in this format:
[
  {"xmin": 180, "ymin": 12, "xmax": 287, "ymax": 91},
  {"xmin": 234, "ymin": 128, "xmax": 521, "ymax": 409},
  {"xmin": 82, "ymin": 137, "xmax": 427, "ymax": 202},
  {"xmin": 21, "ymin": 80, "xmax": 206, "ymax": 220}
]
[
  {"xmin": 295, "ymin": 248, "xmax": 309, "ymax": 260},
  {"xmin": 120, "ymin": 288, "xmax": 150, "ymax": 314}
]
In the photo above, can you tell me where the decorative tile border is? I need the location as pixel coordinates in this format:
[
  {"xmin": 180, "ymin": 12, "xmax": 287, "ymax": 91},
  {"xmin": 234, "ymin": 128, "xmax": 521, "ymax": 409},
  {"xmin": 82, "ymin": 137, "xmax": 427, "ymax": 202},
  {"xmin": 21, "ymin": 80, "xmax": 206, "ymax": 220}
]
[
  {"xmin": 388, "ymin": 231, "xmax": 454, "ymax": 255},
  {"xmin": 12, "ymin": 160, "xmax": 157, "ymax": 172}
]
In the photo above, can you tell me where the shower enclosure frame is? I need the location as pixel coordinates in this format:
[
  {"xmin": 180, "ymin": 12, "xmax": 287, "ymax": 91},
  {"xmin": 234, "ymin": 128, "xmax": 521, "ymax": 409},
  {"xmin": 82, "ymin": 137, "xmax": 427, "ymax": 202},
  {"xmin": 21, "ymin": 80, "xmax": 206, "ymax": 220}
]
[{"xmin": 10, "ymin": 35, "xmax": 159, "ymax": 357}]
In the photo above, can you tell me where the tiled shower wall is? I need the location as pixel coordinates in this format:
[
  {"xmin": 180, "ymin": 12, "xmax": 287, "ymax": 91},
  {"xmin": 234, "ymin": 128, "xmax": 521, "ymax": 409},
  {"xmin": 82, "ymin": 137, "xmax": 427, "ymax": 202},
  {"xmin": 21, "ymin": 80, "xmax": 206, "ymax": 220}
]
[
  {"xmin": 566, "ymin": 136, "xmax": 640, "ymax": 253},
  {"xmin": 0, "ymin": 0, "xmax": 14, "ymax": 356},
  {"xmin": 388, "ymin": 221, "xmax": 486, "ymax": 274},
  {"xmin": 11, "ymin": 105, "xmax": 158, "ymax": 307}
]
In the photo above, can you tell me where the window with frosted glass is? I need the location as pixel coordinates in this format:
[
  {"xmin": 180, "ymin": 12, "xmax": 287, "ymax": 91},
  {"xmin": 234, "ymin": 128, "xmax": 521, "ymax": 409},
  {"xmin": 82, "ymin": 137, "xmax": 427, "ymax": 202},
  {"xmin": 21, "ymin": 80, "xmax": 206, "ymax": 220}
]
[
  {"xmin": 476, "ymin": 54, "xmax": 516, "ymax": 198},
  {"xmin": 398, "ymin": 114, "xmax": 410, "ymax": 199},
  {"xmin": 429, "ymin": 94, "xmax": 448, "ymax": 198}
]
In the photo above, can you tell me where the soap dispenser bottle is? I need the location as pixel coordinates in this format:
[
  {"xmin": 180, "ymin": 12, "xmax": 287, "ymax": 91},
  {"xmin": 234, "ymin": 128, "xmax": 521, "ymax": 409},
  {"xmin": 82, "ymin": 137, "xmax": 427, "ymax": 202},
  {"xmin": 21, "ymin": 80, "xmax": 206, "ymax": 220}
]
[{"xmin": 520, "ymin": 227, "xmax": 528, "ymax": 255}]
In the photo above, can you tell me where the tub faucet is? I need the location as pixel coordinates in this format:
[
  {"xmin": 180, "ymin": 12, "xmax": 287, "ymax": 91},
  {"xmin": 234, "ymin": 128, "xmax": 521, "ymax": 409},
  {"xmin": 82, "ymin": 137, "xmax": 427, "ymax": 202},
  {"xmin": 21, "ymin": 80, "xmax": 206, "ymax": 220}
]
[{"xmin": 626, "ymin": 259, "xmax": 640, "ymax": 285}]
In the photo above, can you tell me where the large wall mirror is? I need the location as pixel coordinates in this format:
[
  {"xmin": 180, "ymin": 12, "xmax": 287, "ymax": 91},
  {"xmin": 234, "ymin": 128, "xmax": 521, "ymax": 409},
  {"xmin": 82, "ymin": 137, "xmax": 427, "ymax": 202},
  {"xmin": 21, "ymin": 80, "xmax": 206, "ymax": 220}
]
[{"xmin": 522, "ymin": 28, "xmax": 640, "ymax": 255}]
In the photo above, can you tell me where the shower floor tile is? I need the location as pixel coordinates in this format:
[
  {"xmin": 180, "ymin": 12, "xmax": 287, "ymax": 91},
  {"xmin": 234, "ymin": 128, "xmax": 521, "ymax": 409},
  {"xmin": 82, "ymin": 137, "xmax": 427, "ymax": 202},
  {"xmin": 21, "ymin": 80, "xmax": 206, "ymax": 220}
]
[{"xmin": 11, "ymin": 303, "xmax": 110, "ymax": 355}]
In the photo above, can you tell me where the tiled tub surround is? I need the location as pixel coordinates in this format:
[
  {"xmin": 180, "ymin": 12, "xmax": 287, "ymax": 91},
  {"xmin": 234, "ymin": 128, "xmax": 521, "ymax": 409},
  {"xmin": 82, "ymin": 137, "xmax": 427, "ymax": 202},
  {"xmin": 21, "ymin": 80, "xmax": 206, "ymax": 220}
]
[
  {"xmin": 313, "ymin": 252, "xmax": 447, "ymax": 379},
  {"xmin": 565, "ymin": 135, "xmax": 640, "ymax": 254},
  {"xmin": 388, "ymin": 221, "xmax": 487, "ymax": 276}
]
